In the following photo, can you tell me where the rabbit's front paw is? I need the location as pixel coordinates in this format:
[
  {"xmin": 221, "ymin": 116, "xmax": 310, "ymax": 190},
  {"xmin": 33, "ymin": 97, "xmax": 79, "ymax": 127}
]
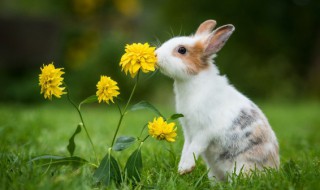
[{"xmin": 178, "ymin": 158, "xmax": 195, "ymax": 175}]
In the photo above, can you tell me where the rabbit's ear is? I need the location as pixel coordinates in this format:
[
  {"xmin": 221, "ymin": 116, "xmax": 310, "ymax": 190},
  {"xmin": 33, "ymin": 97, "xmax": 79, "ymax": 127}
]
[
  {"xmin": 204, "ymin": 24, "xmax": 235, "ymax": 55},
  {"xmin": 195, "ymin": 20, "xmax": 217, "ymax": 36}
]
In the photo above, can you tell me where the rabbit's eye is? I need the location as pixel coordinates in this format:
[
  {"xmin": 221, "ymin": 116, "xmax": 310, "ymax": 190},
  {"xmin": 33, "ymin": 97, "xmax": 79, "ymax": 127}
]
[{"xmin": 177, "ymin": 46, "xmax": 187, "ymax": 54}]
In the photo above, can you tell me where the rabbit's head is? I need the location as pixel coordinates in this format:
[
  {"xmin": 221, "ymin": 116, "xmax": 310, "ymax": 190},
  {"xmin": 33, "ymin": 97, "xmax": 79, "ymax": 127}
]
[{"xmin": 156, "ymin": 20, "xmax": 235, "ymax": 80}]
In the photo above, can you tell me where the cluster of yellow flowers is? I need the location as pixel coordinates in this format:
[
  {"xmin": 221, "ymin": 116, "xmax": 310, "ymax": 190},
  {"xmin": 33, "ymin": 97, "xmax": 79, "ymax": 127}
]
[{"xmin": 38, "ymin": 43, "xmax": 177, "ymax": 142}]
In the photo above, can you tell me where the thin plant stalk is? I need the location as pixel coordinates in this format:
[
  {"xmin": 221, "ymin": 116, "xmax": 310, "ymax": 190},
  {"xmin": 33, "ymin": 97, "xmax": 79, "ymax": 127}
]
[
  {"xmin": 138, "ymin": 123, "xmax": 148, "ymax": 140},
  {"xmin": 141, "ymin": 135, "xmax": 150, "ymax": 143},
  {"xmin": 110, "ymin": 72, "xmax": 140, "ymax": 147},
  {"xmin": 65, "ymin": 85, "xmax": 99, "ymax": 165}
]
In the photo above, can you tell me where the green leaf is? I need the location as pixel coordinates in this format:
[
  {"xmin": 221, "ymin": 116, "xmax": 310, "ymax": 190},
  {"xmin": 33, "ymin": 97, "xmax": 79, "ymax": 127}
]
[
  {"xmin": 125, "ymin": 147, "xmax": 142, "ymax": 183},
  {"xmin": 79, "ymin": 95, "xmax": 98, "ymax": 110},
  {"xmin": 29, "ymin": 155, "xmax": 88, "ymax": 168},
  {"xmin": 113, "ymin": 136, "xmax": 136, "ymax": 151},
  {"xmin": 67, "ymin": 123, "xmax": 82, "ymax": 156},
  {"xmin": 130, "ymin": 101, "xmax": 164, "ymax": 118},
  {"xmin": 168, "ymin": 113, "xmax": 184, "ymax": 121},
  {"xmin": 93, "ymin": 151, "xmax": 122, "ymax": 186}
]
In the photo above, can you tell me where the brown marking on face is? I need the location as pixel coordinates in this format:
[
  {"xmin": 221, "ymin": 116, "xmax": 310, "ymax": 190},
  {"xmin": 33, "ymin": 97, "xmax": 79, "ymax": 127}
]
[{"xmin": 172, "ymin": 41, "xmax": 209, "ymax": 75}]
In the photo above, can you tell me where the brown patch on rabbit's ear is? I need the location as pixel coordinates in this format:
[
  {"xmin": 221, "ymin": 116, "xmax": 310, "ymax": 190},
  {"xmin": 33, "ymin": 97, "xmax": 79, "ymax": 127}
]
[
  {"xmin": 172, "ymin": 41, "xmax": 208, "ymax": 75},
  {"xmin": 195, "ymin": 20, "xmax": 217, "ymax": 36}
]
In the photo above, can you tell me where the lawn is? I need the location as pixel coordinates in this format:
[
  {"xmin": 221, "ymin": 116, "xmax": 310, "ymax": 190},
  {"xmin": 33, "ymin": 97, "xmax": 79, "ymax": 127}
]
[{"xmin": 0, "ymin": 100, "xmax": 320, "ymax": 189}]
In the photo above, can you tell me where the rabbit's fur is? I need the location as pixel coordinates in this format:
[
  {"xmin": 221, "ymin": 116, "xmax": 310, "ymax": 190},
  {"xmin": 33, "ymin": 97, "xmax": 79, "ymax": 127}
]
[{"xmin": 156, "ymin": 20, "xmax": 279, "ymax": 181}]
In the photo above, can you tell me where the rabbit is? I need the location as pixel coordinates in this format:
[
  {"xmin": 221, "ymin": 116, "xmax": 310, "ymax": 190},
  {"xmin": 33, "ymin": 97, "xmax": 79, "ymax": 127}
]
[{"xmin": 155, "ymin": 20, "xmax": 280, "ymax": 181}]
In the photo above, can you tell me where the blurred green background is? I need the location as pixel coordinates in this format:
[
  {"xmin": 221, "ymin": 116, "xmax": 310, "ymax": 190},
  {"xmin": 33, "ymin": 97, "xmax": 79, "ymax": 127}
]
[{"xmin": 0, "ymin": 0, "xmax": 319, "ymax": 104}]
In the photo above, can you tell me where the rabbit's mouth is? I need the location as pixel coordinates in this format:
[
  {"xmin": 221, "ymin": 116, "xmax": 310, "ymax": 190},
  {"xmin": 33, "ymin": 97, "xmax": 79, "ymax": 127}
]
[
  {"xmin": 156, "ymin": 61, "xmax": 165, "ymax": 73},
  {"xmin": 155, "ymin": 59, "xmax": 167, "ymax": 74},
  {"xmin": 154, "ymin": 50, "xmax": 163, "ymax": 67}
]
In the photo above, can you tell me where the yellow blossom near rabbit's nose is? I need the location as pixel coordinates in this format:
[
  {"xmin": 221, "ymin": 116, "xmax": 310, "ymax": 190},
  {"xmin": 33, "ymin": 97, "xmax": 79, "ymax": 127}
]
[
  {"xmin": 119, "ymin": 43, "xmax": 157, "ymax": 78},
  {"xmin": 96, "ymin": 76, "xmax": 120, "ymax": 104},
  {"xmin": 39, "ymin": 63, "xmax": 66, "ymax": 100},
  {"xmin": 148, "ymin": 117, "xmax": 177, "ymax": 142}
]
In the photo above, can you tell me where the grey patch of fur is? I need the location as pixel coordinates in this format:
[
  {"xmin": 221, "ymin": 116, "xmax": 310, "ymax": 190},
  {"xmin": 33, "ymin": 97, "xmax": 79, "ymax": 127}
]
[
  {"xmin": 219, "ymin": 151, "xmax": 232, "ymax": 160},
  {"xmin": 245, "ymin": 131, "xmax": 252, "ymax": 137},
  {"xmin": 230, "ymin": 133, "xmax": 239, "ymax": 141},
  {"xmin": 219, "ymin": 136, "xmax": 264, "ymax": 161},
  {"xmin": 219, "ymin": 107, "xmax": 265, "ymax": 162},
  {"xmin": 231, "ymin": 108, "xmax": 259, "ymax": 130}
]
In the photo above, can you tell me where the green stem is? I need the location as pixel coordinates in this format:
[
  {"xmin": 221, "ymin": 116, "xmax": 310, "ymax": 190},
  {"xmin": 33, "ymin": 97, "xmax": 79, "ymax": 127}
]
[
  {"xmin": 110, "ymin": 73, "xmax": 140, "ymax": 147},
  {"xmin": 141, "ymin": 135, "xmax": 150, "ymax": 143},
  {"xmin": 138, "ymin": 123, "xmax": 148, "ymax": 139},
  {"xmin": 115, "ymin": 101, "xmax": 123, "ymax": 116},
  {"xmin": 124, "ymin": 73, "xmax": 139, "ymax": 113},
  {"xmin": 110, "ymin": 114, "xmax": 125, "ymax": 148},
  {"xmin": 65, "ymin": 86, "xmax": 99, "ymax": 165}
]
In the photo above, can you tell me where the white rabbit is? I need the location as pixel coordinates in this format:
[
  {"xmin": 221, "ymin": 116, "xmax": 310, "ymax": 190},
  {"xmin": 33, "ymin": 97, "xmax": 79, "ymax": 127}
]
[{"xmin": 155, "ymin": 20, "xmax": 279, "ymax": 181}]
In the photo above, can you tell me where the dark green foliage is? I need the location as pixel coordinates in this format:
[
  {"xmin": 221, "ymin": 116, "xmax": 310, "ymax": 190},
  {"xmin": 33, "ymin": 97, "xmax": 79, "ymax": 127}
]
[
  {"xmin": 168, "ymin": 113, "xmax": 184, "ymax": 121},
  {"xmin": 124, "ymin": 147, "xmax": 143, "ymax": 183},
  {"xmin": 93, "ymin": 152, "xmax": 122, "ymax": 186},
  {"xmin": 67, "ymin": 124, "xmax": 82, "ymax": 156},
  {"xmin": 29, "ymin": 155, "xmax": 88, "ymax": 168},
  {"xmin": 1, "ymin": 0, "xmax": 320, "ymax": 102},
  {"xmin": 113, "ymin": 136, "xmax": 136, "ymax": 151},
  {"xmin": 130, "ymin": 101, "xmax": 164, "ymax": 118}
]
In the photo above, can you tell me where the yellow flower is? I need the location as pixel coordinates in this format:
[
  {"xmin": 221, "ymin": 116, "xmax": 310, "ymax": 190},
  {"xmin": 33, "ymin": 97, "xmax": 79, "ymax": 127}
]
[
  {"xmin": 148, "ymin": 117, "xmax": 177, "ymax": 142},
  {"xmin": 119, "ymin": 43, "xmax": 157, "ymax": 78},
  {"xmin": 39, "ymin": 63, "xmax": 66, "ymax": 100},
  {"xmin": 96, "ymin": 76, "xmax": 120, "ymax": 104}
]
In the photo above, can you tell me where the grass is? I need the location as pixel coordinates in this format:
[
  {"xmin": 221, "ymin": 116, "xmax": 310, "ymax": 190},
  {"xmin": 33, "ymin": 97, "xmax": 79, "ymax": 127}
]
[{"xmin": 0, "ymin": 100, "xmax": 320, "ymax": 189}]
